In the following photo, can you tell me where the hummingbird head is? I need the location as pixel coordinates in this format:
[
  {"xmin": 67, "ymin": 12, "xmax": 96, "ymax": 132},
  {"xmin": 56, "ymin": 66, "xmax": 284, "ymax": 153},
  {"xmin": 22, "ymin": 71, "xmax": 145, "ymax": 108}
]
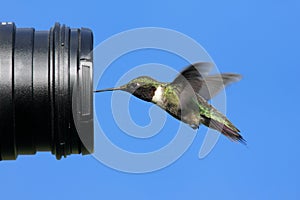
[{"xmin": 95, "ymin": 76, "xmax": 160, "ymax": 102}]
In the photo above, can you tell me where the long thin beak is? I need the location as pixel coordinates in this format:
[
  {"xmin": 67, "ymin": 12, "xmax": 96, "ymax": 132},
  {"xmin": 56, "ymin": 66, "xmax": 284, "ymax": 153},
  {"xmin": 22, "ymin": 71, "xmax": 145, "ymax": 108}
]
[{"xmin": 94, "ymin": 87, "xmax": 123, "ymax": 93}]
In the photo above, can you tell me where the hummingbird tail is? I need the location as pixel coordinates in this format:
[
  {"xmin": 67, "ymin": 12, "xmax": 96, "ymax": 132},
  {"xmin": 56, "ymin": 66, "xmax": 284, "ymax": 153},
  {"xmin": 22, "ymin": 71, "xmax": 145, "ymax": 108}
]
[
  {"xmin": 221, "ymin": 124, "xmax": 246, "ymax": 145},
  {"xmin": 203, "ymin": 116, "xmax": 246, "ymax": 145}
]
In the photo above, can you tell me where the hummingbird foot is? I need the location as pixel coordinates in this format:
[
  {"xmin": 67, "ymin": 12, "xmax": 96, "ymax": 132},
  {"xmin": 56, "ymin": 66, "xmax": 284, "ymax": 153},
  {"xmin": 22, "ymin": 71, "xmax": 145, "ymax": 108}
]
[{"xmin": 190, "ymin": 124, "xmax": 199, "ymax": 129}]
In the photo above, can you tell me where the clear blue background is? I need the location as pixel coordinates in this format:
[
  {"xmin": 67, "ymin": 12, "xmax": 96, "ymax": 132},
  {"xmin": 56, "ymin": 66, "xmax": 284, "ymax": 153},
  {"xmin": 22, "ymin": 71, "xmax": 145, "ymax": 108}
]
[{"xmin": 1, "ymin": 0, "xmax": 299, "ymax": 199}]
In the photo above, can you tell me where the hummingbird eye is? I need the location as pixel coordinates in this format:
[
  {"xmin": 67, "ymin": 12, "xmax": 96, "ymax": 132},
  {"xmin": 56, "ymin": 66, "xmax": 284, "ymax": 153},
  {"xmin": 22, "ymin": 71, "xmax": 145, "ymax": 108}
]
[
  {"xmin": 128, "ymin": 82, "xmax": 140, "ymax": 92},
  {"xmin": 132, "ymin": 82, "xmax": 140, "ymax": 88}
]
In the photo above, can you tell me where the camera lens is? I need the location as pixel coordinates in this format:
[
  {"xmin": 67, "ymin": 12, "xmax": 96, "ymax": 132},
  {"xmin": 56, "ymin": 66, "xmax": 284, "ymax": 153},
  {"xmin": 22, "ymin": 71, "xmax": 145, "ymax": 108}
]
[{"xmin": 0, "ymin": 22, "xmax": 94, "ymax": 160}]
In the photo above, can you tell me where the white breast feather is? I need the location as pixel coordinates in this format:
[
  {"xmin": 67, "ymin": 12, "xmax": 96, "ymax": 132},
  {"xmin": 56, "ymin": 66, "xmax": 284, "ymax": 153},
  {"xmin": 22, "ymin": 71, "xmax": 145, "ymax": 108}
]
[{"xmin": 152, "ymin": 86, "xmax": 164, "ymax": 104}]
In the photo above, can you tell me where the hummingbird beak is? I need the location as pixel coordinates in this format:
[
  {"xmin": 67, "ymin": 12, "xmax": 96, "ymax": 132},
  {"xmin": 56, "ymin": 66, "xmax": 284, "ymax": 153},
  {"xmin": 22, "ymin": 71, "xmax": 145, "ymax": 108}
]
[{"xmin": 94, "ymin": 86, "xmax": 125, "ymax": 93}]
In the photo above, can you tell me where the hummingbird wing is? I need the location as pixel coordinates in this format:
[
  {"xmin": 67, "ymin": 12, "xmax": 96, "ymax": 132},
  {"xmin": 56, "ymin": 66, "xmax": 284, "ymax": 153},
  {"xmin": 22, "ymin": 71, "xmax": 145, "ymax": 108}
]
[
  {"xmin": 170, "ymin": 62, "xmax": 213, "ymax": 121},
  {"xmin": 171, "ymin": 62, "xmax": 241, "ymax": 100},
  {"xmin": 171, "ymin": 62, "xmax": 214, "ymax": 92},
  {"xmin": 171, "ymin": 63, "xmax": 242, "ymax": 124},
  {"xmin": 199, "ymin": 73, "xmax": 242, "ymax": 100}
]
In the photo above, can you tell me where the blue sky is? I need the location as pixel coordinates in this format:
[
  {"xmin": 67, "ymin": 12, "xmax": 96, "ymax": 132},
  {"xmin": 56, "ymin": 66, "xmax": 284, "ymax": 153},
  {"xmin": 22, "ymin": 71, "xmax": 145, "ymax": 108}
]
[{"xmin": 1, "ymin": 0, "xmax": 300, "ymax": 199}]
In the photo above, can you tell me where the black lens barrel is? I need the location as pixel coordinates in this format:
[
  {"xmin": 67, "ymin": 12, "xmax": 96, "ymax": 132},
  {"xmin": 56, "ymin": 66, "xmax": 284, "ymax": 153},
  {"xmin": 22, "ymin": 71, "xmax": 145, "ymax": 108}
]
[{"xmin": 0, "ymin": 22, "xmax": 94, "ymax": 160}]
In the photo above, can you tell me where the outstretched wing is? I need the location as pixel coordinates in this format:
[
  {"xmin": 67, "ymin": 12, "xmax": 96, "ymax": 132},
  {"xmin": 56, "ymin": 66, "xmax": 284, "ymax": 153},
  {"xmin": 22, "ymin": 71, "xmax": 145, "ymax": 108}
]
[
  {"xmin": 199, "ymin": 73, "xmax": 242, "ymax": 100},
  {"xmin": 171, "ymin": 62, "xmax": 242, "ymax": 100},
  {"xmin": 171, "ymin": 62, "xmax": 242, "ymax": 114},
  {"xmin": 171, "ymin": 62, "xmax": 214, "ymax": 92}
]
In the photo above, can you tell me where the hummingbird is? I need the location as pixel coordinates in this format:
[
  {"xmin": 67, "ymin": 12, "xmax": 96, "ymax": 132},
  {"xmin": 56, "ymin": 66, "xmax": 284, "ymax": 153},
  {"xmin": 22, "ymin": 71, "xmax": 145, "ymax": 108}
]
[{"xmin": 95, "ymin": 62, "xmax": 245, "ymax": 144}]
